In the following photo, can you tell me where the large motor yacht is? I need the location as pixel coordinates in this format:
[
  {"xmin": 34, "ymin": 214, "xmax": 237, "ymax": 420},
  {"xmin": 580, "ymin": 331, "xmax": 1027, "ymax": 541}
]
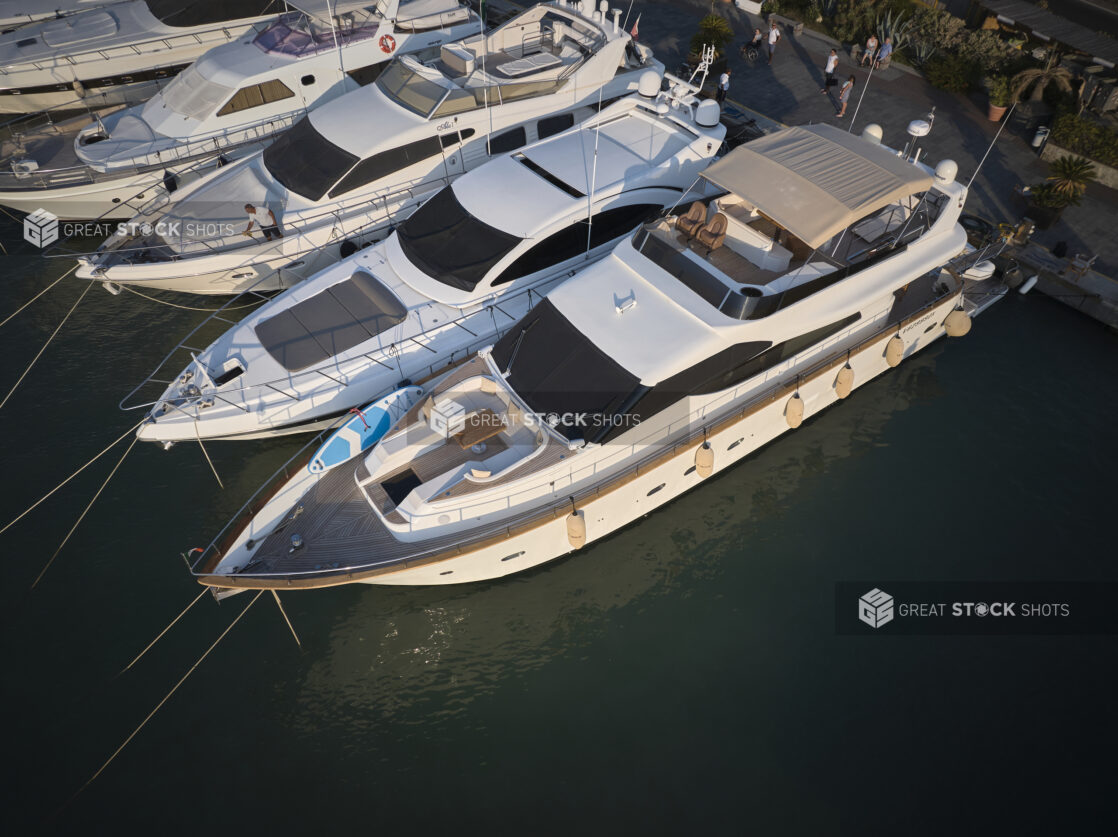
[
  {"xmin": 190, "ymin": 121, "xmax": 1008, "ymax": 591},
  {"xmin": 74, "ymin": 0, "xmax": 662, "ymax": 294},
  {"xmin": 132, "ymin": 74, "xmax": 725, "ymax": 445},
  {"xmin": 0, "ymin": 0, "xmax": 282, "ymax": 113},
  {"xmin": 0, "ymin": 0, "xmax": 479, "ymax": 219},
  {"xmin": 0, "ymin": 1, "xmax": 118, "ymax": 29}
]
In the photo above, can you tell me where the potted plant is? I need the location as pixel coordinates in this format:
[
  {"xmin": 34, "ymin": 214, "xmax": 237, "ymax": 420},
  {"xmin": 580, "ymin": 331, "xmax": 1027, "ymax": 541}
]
[
  {"xmin": 1025, "ymin": 154, "xmax": 1096, "ymax": 229},
  {"xmin": 987, "ymin": 74, "xmax": 1011, "ymax": 121}
]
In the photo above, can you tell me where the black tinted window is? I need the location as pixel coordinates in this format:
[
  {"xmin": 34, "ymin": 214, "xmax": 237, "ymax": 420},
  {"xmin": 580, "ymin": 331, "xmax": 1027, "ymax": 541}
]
[
  {"xmin": 494, "ymin": 203, "xmax": 660, "ymax": 286},
  {"xmin": 329, "ymin": 136, "xmax": 443, "ymax": 198},
  {"xmin": 347, "ymin": 62, "xmax": 387, "ymax": 87},
  {"xmin": 537, "ymin": 112, "xmax": 574, "ymax": 139},
  {"xmin": 397, "ymin": 187, "xmax": 522, "ymax": 292},
  {"xmin": 488, "ymin": 126, "xmax": 527, "ymax": 154},
  {"xmin": 263, "ymin": 117, "xmax": 358, "ymax": 201}
]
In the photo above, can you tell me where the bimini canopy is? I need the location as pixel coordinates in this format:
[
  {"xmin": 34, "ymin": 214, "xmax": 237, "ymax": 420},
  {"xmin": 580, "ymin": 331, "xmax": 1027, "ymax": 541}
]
[{"xmin": 700, "ymin": 124, "xmax": 934, "ymax": 250}]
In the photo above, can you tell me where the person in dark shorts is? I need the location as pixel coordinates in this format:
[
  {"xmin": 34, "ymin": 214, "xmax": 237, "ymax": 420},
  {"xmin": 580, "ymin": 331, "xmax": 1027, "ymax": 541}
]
[{"xmin": 244, "ymin": 204, "xmax": 283, "ymax": 241}]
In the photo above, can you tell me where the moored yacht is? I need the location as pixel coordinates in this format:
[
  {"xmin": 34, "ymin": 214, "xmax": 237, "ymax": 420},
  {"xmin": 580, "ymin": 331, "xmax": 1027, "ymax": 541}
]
[
  {"xmin": 191, "ymin": 121, "xmax": 1007, "ymax": 591},
  {"xmin": 0, "ymin": 0, "xmax": 479, "ymax": 219},
  {"xmin": 75, "ymin": 0, "xmax": 662, "ymax": 293},
  {"xmin": 0, "ymin": 0, "xmax": 280, "ymax": 113},
  {"xmin": 132, "ymin": 73, "xmax": 725, "ymax": 445},
  {"xmin": 0, "ymin": 1, "xmax": 119, "ymax": 30}
]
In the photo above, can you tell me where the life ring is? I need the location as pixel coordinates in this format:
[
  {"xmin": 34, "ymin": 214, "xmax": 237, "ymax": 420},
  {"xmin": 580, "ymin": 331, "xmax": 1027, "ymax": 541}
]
[{"xmin": 379, "ymin": 34, "xmax": 396, "ymax": 54}]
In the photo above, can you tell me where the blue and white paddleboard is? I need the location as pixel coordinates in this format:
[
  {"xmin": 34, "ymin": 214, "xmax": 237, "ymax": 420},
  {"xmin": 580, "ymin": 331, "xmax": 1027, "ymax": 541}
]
[{"xmin": 308, "ymin": 386, "xmax": 424, "ymax": 475}]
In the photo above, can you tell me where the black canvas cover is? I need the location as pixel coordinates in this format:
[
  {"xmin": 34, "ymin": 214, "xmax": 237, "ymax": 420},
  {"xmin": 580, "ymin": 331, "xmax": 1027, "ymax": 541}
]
[
  {"xmin": 255, "ymin": 271, "xmax": 407, "ymax": 371},
  {"xmin": 492, "ymin": 300, "xmax": 640, "ymax": 440},
  {"xmin": 263, "ymin": 117, "xmax": 359, "ymax": 201},
  {"xmin": 397, "ymin": 187, "xmax": 521, "ymax": 292}
]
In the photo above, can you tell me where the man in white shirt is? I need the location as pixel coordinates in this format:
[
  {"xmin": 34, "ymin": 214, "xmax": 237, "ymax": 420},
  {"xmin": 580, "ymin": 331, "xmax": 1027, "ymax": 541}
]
[
  {"xmin": 767, "ymin": 22, "xmax": 780, "ymax": 65},
  {"xmin": 717, "ymin": 69, "xmax": 730, "ymax": 103},
  {"xmin": 820, "ymin": 48, "xmax": 838, "ymax": 93},
  {"xmin": 244, "ymin": 203, "xmax": 283, "ymax": 241}
]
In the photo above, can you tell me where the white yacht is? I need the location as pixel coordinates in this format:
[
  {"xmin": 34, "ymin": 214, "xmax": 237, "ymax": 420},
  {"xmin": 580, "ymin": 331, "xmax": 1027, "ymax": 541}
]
[
  {"xmin": 132, "ymin": 75, "xmax": 725, "ymax": 445},
  {"xmin": 189, "ymin": 121, "xmax": 1008, "ymax": 591},
  {"xmin": 0, "ymin": 1, "xmax": 118, "ymax": 29},
  {"xmin": 0, "ymin": 0, "xmax": 282, "ymax": 113},
  {"xmin": 75, "ymin": 0, "xmax": 662, "ymax": 293},
  {"xmin": 0, "ymin": 0, "xmax": 479, "ymax": 219}
]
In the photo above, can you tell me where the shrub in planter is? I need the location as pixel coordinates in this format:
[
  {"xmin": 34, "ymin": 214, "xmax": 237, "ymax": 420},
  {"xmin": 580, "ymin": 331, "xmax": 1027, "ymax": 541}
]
[
  {"xmin": 1050, "ymin": 113, "xmax": 1118, "ymax": 168},
  {"xmin": 987, "ymin": 74, "xmax": 1012, "ymax": 121},
  {"xmin": 924, "ymin": 53, "xmax": 980, "ymax": 93}
]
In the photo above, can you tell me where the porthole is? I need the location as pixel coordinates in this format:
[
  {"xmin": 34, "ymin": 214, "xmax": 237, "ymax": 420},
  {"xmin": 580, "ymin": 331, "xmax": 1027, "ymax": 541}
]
[
  {"xmin": 647, "ymin": 483, "xmax": 665, "ymax": 496},
  {"xmin": 684, "ymin": 466, "xmax": 696, "ymax": 476},
  {"xmin": 301, "ymin": 74, "xmax": 315, "ymax": 86},
  {"xmin": 728, "ymin": 438, "xmax": 744, "ymax": 450},
  {"xmin": 500, "ymin": 551, "xmax": 525, "ymax": 562},
  {"xmin": 440, "ymin": 570, "xmax": 453, "ymax": 576}
]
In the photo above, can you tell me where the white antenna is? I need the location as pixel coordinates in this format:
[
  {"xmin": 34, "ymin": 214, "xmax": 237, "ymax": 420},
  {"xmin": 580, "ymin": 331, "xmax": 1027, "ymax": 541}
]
[
  {"xmin": 325, "ymin": 0, "xmax": 344, "ymax": 77},
  {"xmin": 584, "ymin": 86, "xmax": 605, "ymax": 254}
]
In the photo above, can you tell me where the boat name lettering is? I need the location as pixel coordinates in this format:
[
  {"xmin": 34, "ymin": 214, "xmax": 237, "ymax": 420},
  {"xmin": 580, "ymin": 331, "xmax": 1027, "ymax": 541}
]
[
  {"xmin": 435, "ymin": 120, "xmax": 454, "ymax": 131},
  {"xmin": 902, "ymin": 311, "xmax": 936, "ymax": 334}
]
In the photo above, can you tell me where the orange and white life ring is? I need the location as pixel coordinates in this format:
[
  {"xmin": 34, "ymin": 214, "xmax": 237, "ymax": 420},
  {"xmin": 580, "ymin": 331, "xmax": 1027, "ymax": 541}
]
[{"xmin": 379, "ymin": 34, "xmax": 396, "ymax": 54}]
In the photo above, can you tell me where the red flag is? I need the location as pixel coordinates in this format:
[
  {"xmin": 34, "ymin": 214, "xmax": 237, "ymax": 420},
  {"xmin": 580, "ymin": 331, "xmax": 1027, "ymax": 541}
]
[{"xmin": 630, "ymin": 13, "xmax": 640, "ymax": 41}]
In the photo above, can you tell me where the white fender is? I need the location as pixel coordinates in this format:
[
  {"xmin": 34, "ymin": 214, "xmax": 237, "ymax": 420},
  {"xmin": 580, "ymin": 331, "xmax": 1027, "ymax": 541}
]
[
  {"xmin": 834, "ymin": 365, "xmax": 854, "ymax": 399},
  {"xmin": 944, "ymin": 308, "xmax": 972, "ymax": 337},
  {"xmin": 566, "ymin": 511, "xmax": 586, "ymax": 549},
  {"xmin": 885, "ymin": 335, "xmax": 905, "ymax": 367},
  {"xmin": 695, "ymin": 442, "xmax": 714, "ymax": 477},
  {"xmin": 785, "ymin": 394, "xmax": 804, "ymax": 428}
]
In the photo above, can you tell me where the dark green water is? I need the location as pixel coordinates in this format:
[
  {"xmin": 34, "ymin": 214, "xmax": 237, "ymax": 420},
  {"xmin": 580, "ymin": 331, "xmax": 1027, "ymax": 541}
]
[{"xmin": 2, "ymin": 221, "xmax": 1117, "ymax": 833}]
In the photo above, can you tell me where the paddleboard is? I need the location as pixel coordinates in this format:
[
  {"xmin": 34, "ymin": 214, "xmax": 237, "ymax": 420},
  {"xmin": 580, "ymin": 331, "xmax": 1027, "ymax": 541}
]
[{"xmin": 308, "ymin": 386, "xmax": 423, "ymax": 474}]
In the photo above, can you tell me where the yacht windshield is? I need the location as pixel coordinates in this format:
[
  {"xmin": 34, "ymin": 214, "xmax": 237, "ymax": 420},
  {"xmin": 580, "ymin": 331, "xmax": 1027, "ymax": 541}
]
[
  {"xmin": 491, "ymin": 300, "xmax": 642, "ymax": 441},
  {"xmin": 397, "ymin": 187, "xmax": 521, "ymax": 292},
  {"xmin": 262, "ymin": 117, "xmax": 359, "ymax": 201},
  {"xmin": 376, "ymin": 59, "xmax": 450, "ymax": 117}
]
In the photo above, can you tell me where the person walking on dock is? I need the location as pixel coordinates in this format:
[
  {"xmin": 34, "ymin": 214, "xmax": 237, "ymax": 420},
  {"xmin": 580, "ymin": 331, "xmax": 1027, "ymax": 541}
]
[
  {"xmin": 820, "ymin": 48, "xmax": 838, "ymax": 93},
  {"xmin": 836, "ymin": 75, "xmax": 855, "ymax": 118},
  {"xmin": 767, "ymin": 21, "xmax": 781, "ymax": 65},
  {"xmin": 716, "ymin": 69, "xmax": 731, "ymax": 104}
]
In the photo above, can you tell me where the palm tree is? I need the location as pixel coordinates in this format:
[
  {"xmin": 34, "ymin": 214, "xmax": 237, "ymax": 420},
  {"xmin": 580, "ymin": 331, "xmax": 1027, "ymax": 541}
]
[
  {"xmin": 691, "ymin": 15, "xmax": 734, "ymax": 58},
  {"xmin": 1045, "ymin": 155, "xmax": 1096, "ymax": 206},
  {"xmin": 1011, "ymin": 52, "xmax": 1073, "ymax": 102}
]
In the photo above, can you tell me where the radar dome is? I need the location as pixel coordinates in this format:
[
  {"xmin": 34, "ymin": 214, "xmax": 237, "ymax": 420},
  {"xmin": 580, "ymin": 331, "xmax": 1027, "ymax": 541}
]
[
  {"xmin": 638, "ymin": 70, "xmax": 660, "ymax": 98},
  {"xmin": 695, "ymin": 99, "xmax": 720, "ymax": 127}
]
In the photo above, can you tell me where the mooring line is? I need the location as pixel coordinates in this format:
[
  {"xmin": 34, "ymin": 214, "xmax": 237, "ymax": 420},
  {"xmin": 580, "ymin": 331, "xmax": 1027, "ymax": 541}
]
[
  {"xmin": 271, "ymin": 590, "xmax": 302, "ymax": 648},
  {"xmin": 0, "ymin": 264, "xmax": 76, "ymax": 331},
  {"xmin": 0, "ymin": 280, "xmax": 92, "ymax": 411},
  {"xmin": 121, "ymin": 588, "xmax": 210, "ymax": 674},
  {"xmin": 0, "ymin": 418, "xmax": 144, "ymax": 537},
  {"xmin": 119, "ymin": 283, "xmax": 270, "ymax": 312},
  {"xmin": 195, "ymin": 422, "xmax": 223, "ymax": 489},
  {"xmin": 77, "ymin": 591, "xmax": 263, "ymax": 796},
  {"xmin": 31, "ymin": 435, "xmax": 139, "ymax": 589}
]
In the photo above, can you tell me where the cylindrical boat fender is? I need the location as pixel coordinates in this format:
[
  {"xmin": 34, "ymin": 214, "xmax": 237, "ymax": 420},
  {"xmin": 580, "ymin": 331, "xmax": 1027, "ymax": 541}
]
[
  {"xmin": 695, "ymin": 441, "xmax": 714, "ymax": 477},
  {"xmin": 1018, "ymin": 274, "xmax": 1039, "ymax": 295},
  {"xmin": 834, "ymin": 364, "xmax": 854, "ymax": 399},
  {"xmin": 885, "ymin": 335, "xmax": 905, "ymax": 367},
  {"xmin": 1003, "ymin": 264, "xmax": 1024, "ymax": 289},
  {"xmin": 943, "ymin": 308, "xmax": 972, "ymax": 337},
  {"xmin": 785, "ymin": 394, "xmax": 804, "ymax": 428},
  {"xmin": 566, "ymin": 510, "xmax": 586, "ymax": 549}
]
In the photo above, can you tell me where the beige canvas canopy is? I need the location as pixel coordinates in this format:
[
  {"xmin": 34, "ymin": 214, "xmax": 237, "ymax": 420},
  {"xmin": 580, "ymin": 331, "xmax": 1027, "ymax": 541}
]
[{"xmin": 700, "ymin": 124, "xmax": 935, "ymax": 250}]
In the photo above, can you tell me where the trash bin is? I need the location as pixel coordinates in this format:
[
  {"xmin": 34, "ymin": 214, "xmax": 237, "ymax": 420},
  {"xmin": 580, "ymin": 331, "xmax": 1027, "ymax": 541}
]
[{"xmin": 1032, "ymin": 125, "xmax": 1050, "ymax": 151}]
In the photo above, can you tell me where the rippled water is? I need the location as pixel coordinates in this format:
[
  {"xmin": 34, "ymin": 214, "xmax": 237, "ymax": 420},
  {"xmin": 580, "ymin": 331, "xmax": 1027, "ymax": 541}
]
[{"xmin": 2, "ymin": 217, "xmax": 1116, "ymax": 832}]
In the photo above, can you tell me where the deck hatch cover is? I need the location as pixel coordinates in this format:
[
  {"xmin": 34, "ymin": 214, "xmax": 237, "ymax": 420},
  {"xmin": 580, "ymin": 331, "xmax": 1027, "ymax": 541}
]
[{"xmin": 255, "ymin": 270, "xmax": 407, "ymax": 371}]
